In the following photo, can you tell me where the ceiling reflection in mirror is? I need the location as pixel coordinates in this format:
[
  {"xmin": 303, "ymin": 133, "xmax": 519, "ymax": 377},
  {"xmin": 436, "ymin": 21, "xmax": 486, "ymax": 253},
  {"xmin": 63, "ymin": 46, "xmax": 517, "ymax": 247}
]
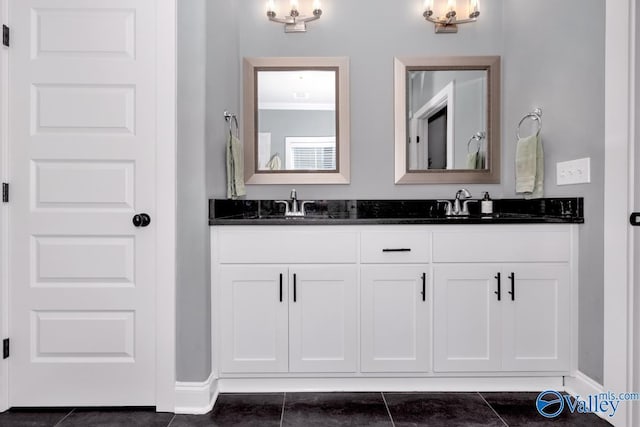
[
  {"xmin": 256, "ymin": 69, "xmax": 337, "ymax": 172},
  {"xmin": 407, "ymin": 69, "xmax": 487, "ymax": 171}
]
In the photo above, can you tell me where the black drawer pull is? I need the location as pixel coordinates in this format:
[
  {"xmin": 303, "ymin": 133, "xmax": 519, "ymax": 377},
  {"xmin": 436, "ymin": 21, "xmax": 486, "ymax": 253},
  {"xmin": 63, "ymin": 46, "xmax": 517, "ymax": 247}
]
[
  {"xmin": 293, "ymin": 273, "xmax": 297, "ymax": 302},
  {"xmin": 279, "ymin": 273, "xmax": 283, "ymax": 302},
  {"xmin": 421, "ymin": 273, "xmax": 426, "ymax": 301},
  {"xmin": 494, "ymin": 273, "xmax": 501, "ymax": 301},
  {"xmin": 508, "ymin": 272, "xmax": 515, "ymax": 301},
  {"xmin": 382, "ymin": 248, "xmax": 411, "ymax": 252}
]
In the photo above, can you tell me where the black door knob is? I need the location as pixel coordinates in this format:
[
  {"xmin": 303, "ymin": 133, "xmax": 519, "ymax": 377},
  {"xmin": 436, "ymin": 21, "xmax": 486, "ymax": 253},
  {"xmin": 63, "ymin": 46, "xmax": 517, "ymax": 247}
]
[{"xmin": 132, "ymin": 213, "xmax": 151, "ymax": 227}]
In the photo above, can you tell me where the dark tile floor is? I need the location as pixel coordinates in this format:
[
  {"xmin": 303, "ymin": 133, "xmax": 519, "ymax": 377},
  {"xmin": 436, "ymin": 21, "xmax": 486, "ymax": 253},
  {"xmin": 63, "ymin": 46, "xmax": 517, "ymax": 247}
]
[{"xmin": 0, "ymin": 392, "xmax": 613, "ymax": 426}]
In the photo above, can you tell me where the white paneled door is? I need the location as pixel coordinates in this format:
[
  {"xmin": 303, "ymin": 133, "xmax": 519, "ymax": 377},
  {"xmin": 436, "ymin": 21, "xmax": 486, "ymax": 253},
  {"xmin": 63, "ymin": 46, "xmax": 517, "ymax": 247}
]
[{"xmin": 9, "ymin": 0, "xmax": 158, "ymax": 405}]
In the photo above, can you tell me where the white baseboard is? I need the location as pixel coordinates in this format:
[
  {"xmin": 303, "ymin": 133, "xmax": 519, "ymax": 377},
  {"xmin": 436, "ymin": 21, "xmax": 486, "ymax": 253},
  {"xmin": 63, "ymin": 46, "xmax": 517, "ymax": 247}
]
[
  {"xmin": 564, "ymin": 371, "xmax": 604, "ymax": 397},
  {"xmin": 564, "ymin": 371, "xmax": 608, "ymax": 422},
  {"xmin": 218, "ymin": 376, "xmax": 564, "ymax": 393},
  {"xmin": 174, "ymin": 373, "xmax": 219, "ymax": 414},
  {"xmin": 175, "ymin": 374, "xmax": 598, "ymax": 415}
]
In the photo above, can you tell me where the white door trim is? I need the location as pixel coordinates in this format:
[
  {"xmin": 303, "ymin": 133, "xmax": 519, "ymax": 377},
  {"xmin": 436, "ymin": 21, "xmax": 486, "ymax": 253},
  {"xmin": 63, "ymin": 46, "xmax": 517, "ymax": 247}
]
[
  {"xmin": 0, "ymin": 0, "xmax": 8, "ymax": 413},
  {"xmin": 154, "ymin": 0, "xmax": 177, "ymax": 412},
  {"xmin": 604, "ymin": 0, "xmax": 636, "ymax": 426}
]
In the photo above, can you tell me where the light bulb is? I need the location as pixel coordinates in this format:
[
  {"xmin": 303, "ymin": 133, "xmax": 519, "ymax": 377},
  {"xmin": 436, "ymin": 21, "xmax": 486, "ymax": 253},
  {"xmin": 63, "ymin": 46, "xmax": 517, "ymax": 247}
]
[
  {"xmin": 290, "ymin": 0, "xmax": 299, "ymax": 12},
  {"xmin": 313, "ymin": 0, "xmax": 321, "ymax": 11},
  {"xmin": 266, "ymin": 0, "xmax": 275, "ymax": 13},
  {"xmin": 423, "ymin": 0, "xmax": 434, "ymax": 12},
  {"xmin": 470, "ymin": 0, "xmax": 479, "ymax": 13},
  {"xmin": 448, "ymin": 0, "xmax": 456, "ymax": 12}
]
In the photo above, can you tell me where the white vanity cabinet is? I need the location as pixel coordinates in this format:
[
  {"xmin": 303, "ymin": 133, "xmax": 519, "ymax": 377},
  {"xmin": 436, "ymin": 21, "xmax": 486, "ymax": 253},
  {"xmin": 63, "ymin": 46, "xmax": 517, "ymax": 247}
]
[
  {"xmin": 214, "ymin": 228, "xmax": 359, "ymax": 375},
  {"xmin": 432, "ymin": 228, "xmax": 573, "ymax": 373},
  {"xmin": 212, "ymin": 224, "xmax": 577, "ymax": 387},
  {"xmin": 359, "ymin": 230, "xmax": 431, "ymax": 372}
]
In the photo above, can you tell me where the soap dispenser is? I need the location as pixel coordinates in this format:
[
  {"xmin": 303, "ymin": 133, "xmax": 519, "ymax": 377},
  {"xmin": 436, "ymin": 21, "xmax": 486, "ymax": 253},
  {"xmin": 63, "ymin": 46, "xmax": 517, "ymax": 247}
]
[{"xmin": 481, "ymin": 192, "xmax": 493, "ymax": 215}]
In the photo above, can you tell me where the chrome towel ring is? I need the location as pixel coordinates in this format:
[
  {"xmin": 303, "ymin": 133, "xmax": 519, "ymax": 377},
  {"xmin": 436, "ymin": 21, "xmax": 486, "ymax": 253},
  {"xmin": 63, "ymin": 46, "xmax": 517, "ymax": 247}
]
[
  {"xmin": 467, "ymin": 131, "xmax": 486, "ymax": 153},
  {"xmin": 516, "ymin": 108, "xmax": 542, "ymax": 139}
]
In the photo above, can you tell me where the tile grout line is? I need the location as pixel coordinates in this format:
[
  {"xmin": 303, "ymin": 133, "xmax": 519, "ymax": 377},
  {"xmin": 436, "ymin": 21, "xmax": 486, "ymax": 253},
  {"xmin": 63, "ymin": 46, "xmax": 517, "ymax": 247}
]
[
  {"xmin": 381, "ymin": 392, "xmax": 396, "ymax": 427},
  {"xmin": 477, "ymin": 392, "xmax": 509, "ymax": 427},
  {"xmin": 166, "ymin": 413, "xmax": 177, "ymax": 427},
  {"xmin": 52, "ymin": 408, "xmax": 76, "ymax": 427},
  {"xmin": 280, "ymin": 392, "xmax": 286, "ymax": 427}
]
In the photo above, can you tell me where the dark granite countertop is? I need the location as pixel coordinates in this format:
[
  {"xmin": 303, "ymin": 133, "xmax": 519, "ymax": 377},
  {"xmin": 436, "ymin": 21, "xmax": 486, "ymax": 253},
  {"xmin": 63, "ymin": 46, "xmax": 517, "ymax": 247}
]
[{"xmin": 209, "ymin": 198, "xmax": 584, "ymax": 225}]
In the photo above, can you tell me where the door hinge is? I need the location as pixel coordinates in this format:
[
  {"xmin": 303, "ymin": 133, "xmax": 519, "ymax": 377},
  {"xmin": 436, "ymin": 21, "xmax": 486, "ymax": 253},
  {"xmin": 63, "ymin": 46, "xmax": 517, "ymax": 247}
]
[
  {"xmin": 2, "ymin": 25, "xmax": 9, "ymax": 47},
  {"xmin": 2, "ymin": 183, "xmax": 8, "ymax": 203},
  {"xmin": 2, "ymin": 339, "xmax": 8, "ymax": 359}
]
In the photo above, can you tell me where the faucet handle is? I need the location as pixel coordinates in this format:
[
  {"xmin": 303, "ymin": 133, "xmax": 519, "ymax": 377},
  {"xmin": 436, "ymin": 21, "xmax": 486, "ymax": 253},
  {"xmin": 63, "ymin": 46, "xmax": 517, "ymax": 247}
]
[
  {"xmin": 301, "ymin": 201, "xmax": 315, "ymax": 216},
  {"xmin": 275, "ymin": 200, "xmax": 290, "ymax": 216},
  {"xmin": 461, "ymin": 199, "xmax": 477, "ymax": 216},
  {"xmin": 437, "ymin": 200, "xmax": 453, "ymax": 216}
]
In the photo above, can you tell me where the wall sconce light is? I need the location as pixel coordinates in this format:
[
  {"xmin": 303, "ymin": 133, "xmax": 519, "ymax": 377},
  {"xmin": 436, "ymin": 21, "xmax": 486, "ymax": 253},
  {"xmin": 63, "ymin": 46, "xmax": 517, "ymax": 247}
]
[
  {"xmin": 267, "ymin": 0, "xmax": 322, "ymax": 33},
  {"xmin": 423, "ymin": 0, "xmax": 480, "ymax": 33}
]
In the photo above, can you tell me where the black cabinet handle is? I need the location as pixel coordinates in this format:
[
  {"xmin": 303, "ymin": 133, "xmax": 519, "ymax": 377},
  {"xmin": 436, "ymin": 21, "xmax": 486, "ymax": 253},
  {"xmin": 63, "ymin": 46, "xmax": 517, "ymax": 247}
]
[
  {"xmin": 293, "ymin": 273, "xmax": 297, "ymax": 302},
  {"xmin": 421, "ymin": 273, "xmax": 426, "ymax": 301},
  {"xmin": 279, "ymin": 273, "xmax": 283, "ymax": 302},
  {"xmin": 382, "ymin": 248, "xmax": 411, "ymax": 252},
  {"xmin": 132, "ymin": 213, "xmax": 151, "ymax": 227},
  {"xmin": 494, "ymin": 273, "xmax": 501, "ymax": 301},
  {"xmin": 508, "ymin": 272, "xmax": 515, "ymax": 301}
]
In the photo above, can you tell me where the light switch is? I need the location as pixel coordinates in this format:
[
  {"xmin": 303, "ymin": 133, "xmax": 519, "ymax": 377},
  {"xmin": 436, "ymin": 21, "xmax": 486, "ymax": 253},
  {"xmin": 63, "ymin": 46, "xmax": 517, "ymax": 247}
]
[{"xmin": 556, "ymin": 158, "xmax": 591, "ymax": 185}]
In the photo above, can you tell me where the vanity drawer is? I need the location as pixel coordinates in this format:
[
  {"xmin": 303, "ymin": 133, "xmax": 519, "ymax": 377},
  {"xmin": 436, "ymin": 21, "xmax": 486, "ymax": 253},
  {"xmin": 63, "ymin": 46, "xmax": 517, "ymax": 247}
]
[
  {"xmin": 360, "ymin": 231, "xmax": 430, "ymax": 263},
  {"xmin": 217, "ymin": 228, "xmax": 358, "ymax": 264},
  {"xmin": 433, "ymin": 228, "xmax": 571, "ymax": 263}
]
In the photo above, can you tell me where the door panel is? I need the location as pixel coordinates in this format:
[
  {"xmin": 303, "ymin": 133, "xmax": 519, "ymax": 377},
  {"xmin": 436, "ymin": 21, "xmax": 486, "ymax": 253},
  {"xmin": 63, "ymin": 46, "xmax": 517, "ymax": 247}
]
[
  {"xmin": 289, "ymin": 266, "xmax": 357, "ymax": 373},
  {"xmin": 361, "ymin": 266, "xmax": 430, "ymax": 372},
  {"xmin": 433, "ymin": 264, "xmax": 501, "ymax": 372},
  {"xmin": 9, "ymin": 0, "xmax": 158, "ymax": 406},
  {"xmin": 219, "ymin": 266, "xmax": 288, "ymax": 374},
  {"xmin": 501, "ymin": 265, "xmax": 570, "ymax": 371}
]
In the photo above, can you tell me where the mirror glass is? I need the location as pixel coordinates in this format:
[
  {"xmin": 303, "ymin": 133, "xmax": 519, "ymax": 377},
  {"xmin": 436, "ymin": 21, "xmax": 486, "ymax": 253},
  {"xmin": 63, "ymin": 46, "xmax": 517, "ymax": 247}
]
[
  {"xmin": 394, "ymin": 56, "xmax": 501, "ymax": 184},
  {"xmin": 407, "ymin": 70, "xmax": 487, "ymax": 170},
  {"xmin": 243, "ymin": 57, "xmax": 350, "ymax": 185},
  {"xmin": 257, "ymin": 70, "xmax": 336, "ymax": 171}
]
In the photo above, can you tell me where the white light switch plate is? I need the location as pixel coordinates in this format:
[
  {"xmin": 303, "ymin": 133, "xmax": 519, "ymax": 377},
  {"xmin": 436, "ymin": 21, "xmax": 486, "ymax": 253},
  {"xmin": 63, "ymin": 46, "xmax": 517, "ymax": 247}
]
[{"xmin": 557, "ymin": 158, "xmax": 591, "ymax": 185}]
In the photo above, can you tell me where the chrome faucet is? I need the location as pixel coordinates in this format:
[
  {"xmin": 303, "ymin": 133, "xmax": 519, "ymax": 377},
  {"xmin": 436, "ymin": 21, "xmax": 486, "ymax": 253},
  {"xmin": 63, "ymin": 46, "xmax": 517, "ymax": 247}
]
[
  {"xmin": 275, "ymin": 189, "xmax": 315, "ymax": 217},
  {"xmin": 438, "ymin": 188, "xmax": 474, "ymax": 216}
]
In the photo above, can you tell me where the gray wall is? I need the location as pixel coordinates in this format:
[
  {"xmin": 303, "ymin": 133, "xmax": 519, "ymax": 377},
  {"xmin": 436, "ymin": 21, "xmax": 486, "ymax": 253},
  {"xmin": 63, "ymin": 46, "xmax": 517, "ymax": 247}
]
[
  {"xmin": 188, "ymin": 0, "xmax": 605, "ymax": 383},
  {"xmin": 176, "ymin": 0, "xmax": 210, "ymax": 382},
  {"xmin": 502, "ymin": 0, "xmax": 605, "ymax": 384}
]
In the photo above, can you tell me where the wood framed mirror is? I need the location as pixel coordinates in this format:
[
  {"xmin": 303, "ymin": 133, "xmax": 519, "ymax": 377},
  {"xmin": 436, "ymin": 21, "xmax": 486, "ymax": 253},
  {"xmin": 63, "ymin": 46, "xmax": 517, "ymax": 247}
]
[
  {"xmin": 394, "ymin": 56, "xmax": 501, "ymax": 184},
  {"xmin": 243, "ymin": 57, "xmax": 350, "ymax": 184}
]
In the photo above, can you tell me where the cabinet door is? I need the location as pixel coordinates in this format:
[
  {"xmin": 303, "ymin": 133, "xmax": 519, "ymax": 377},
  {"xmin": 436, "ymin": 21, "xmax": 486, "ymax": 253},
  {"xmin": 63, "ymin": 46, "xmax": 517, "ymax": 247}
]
[
  {"xmin": 501, "ymin": 263, "xmax": 571, "ymax": 371},
  {"xmin": 433, "ymin": 264, "xmax": 502, "ymax": 372},
  {"xmin": 361, "ymin": 266, "xmax": 430, "ymax": 372},
  {"xmin": 289, "ymin": 266, "xmax": 358, "ymax": 373},
  {"xmin": 219, "ymin": 266, "xmax": 288, "ymax": 373}
]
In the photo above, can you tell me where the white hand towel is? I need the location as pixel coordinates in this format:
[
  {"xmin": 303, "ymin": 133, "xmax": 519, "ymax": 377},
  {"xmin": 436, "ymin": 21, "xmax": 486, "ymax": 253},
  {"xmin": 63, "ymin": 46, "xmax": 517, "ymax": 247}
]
[
  {"xmin": 226, "ymin": 133, "xmax": 246, "ymax": 199},
  {"xmin": 515, "ymin": 134, "xmax": 544, "ymax": 199},
  {"xmin": 466, "ymin": 152, "xmax": 478, "ymax": 169},
  {"xmin": 266, "ymin": 153, "xmax": 281, "ymax": 170}
]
